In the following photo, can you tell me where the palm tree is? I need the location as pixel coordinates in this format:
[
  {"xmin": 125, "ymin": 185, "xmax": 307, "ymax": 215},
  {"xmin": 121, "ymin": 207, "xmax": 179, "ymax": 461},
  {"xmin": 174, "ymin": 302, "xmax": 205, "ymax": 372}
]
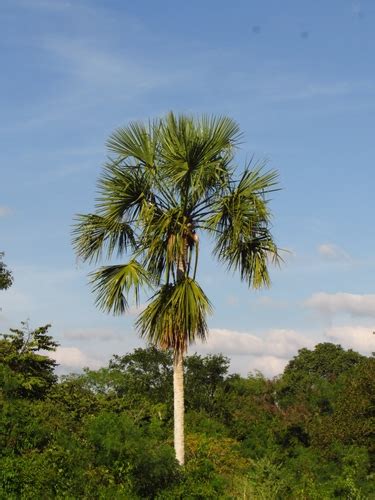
[{"xmin": 72, "ymin": 112, "xmax": 280, "ymax": 465}]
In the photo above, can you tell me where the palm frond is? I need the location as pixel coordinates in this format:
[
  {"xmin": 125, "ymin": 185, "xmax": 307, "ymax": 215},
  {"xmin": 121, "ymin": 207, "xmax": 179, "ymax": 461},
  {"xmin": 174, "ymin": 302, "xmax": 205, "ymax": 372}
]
[
  {"xmin": 72, "ymin": 214, "xmax": 135, "ymax": 263},
  {"xmin": 136, "ymin": 277, "xmax": 212, "ymax": 352},
  {"xmin": 96, "ymin": 160, "xmax": 155, "ymax": 222},
  {"xmin": 215, "ymin": 228, "xmax": 281, "ymax": 288},
  {"xmin": 138, "ymin": 206, "xmax": 188, "ymax": 283},
  {"xmin": 205, "ymin": 167, "xmax": 278, "ymax": 230},
  {"xmin": 90, "ymin": 260, "xmax": 151, "ymax": 315},
  {"xmin": 106, "ymin": 119, "xmax": 160, "ymax": 166},
  {"xmin": 204, "ymin": 167, "xmax": 280, "ymax": 287},
  {"xmin": 160, "ymin": 112, "xmax": 240, "ymax": 200}
]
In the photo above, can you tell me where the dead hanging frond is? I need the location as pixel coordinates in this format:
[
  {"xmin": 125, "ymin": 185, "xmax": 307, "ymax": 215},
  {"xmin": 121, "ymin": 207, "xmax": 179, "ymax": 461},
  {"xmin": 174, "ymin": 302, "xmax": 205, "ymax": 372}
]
[{"xmin": 136, "ymin": 276, "xmax": 212, "ymax": 353}]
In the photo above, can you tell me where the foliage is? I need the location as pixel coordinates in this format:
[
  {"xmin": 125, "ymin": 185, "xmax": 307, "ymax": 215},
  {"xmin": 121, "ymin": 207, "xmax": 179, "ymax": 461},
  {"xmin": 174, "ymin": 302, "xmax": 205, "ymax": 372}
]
[
  {"xmin": 72, "ymin": 112, "xmax": 280, "ymax": 354},
  {"xmin": 1, "ymin": 338, "xmax": 374, "ymax": 498},
  {"xmin": 0, "ymin": 252, "xmax": 13, "ymax": 291},
  {"xmin": 0, "ymin": 322, "xmax": 58, "ymax": 400},
  {"xmin": 184, "ymin": 353, "xmax": 230, "ymax": 414},
  {"xmin": 283, "ymin": 342, "xmax": 365, "ymax": 381}
]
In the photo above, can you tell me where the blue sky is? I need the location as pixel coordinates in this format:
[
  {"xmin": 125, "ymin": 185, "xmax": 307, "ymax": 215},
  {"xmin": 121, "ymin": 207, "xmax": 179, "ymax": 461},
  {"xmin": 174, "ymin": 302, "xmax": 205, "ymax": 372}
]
[{"xmin": 1, "ymin": 0, "xmax": 374, "ymax": 376}]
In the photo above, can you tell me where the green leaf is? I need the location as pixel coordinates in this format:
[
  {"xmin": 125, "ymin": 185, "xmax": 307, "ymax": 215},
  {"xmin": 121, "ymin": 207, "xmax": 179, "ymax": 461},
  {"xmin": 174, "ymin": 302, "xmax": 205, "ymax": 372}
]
[
  {"xmin": 72, "ymin": 214, "xmax": 135, "ymax": 263},
  {"xmin": 90, "ymin": 260, "xmax": 151, "ymax": 315}
]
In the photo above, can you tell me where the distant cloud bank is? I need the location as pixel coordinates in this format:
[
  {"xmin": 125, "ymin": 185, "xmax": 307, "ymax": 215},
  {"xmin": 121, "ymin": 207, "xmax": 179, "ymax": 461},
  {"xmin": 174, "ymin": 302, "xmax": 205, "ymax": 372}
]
[
  {"xmin": 325, "ymin": 325, "xmax": 375, "ymax": 354},
  {"xmin": 195, "ymin": 328, "xmax": 315, "ymax": 377},
  {"xmin": 49, "ymin": 322, "xmax": 374, "ymax": 378},
  {"xmin": 50, "ymin": 346, "xmax": 103, "ymax": 371},
  {"xmin": 201, "ymin": 328, "xmax": 314, "ymax": 358},
  {"xmin": 305, "ymin": 292, "xmax": 375, "ymax": 318}
]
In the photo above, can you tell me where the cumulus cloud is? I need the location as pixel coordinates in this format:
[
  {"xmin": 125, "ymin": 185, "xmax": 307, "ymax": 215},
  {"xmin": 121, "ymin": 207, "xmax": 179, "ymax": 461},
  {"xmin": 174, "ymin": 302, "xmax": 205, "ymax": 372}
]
[
  {"xmin": 198, "ymin": 328, "xmax": 314, "ymax": 359},
  {"xmin": 246, "ymin": 355, "xmax": 290, "ymax": 377},
  {"xmin": 215, "ymin": 353, "xmax": 291, "ymax": 378},
  {"xmin": 194, "ymin": 324, "xmax": 374, "ymax": 377},
  {"xmin": 49, "ymin": 346, "xmax": 103, "ymax": 370},
  {"xmin": 325, "ymin": 326, "xmax": 375, "ymax": 354},
  {"xmin": 317, "ymin": 243, "xmax": 350, "ymax": 261},
  {"xmin": 0, "ymin": 206, "xmax": 12, "ymax": 217},
  {"xmin": 305, "ymin": 292, "xmax": 375, "ymax": 318},
  {"xmin": 193, "ymin": 328, "xmax": 306, "ymax": 377}
]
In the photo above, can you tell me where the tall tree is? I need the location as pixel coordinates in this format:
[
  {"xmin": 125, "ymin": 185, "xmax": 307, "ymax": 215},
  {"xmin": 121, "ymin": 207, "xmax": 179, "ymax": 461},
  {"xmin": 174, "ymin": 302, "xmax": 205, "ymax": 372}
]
[
  {"xmin": 72, "ymin": 112, "xmax": 280, "ymax": 464},
  {"xmin": 0, "ymin": 322, "xmax": 58, "ymax": 399}
]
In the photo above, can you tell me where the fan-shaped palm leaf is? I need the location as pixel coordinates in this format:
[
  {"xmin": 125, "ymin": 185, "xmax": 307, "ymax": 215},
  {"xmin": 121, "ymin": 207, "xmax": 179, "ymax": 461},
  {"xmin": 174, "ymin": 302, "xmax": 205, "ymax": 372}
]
[
  {"xmin": 72, "ymin": 214, "xmax": 135, "ymax": 263},
  {"xmin": 90, "ymin": 260, "xmax": 151, "ymax": 315},
  {"xmin": 96, "ymin": 161, "xmax": 154, "ymax": 223},
  {"xmin": 160, "ymin": 112, "xmax": 240, "ymax": 200},
  {"xmin": 106, "ymin": 119, "xmax": 160, "ymax": 167}
]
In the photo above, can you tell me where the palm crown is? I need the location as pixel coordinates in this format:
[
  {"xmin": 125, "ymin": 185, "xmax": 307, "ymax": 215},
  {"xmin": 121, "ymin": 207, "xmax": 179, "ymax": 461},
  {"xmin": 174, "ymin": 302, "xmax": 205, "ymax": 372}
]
[{"xmin": 73, "ymin": 112, "xmax": 280, "ymax": 354}]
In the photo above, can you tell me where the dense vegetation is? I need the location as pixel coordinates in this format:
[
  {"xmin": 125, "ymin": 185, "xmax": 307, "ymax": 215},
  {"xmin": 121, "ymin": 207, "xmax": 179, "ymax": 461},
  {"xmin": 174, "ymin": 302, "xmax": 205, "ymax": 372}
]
[{"xmin": 1, "ymin": 324, "xmax": 374, "ymax": 499}]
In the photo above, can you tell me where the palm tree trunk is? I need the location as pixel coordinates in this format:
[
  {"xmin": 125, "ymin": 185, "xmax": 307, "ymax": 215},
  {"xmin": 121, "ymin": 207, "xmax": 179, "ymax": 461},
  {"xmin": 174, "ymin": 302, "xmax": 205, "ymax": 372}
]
[
  {"xmin": 173, "ymin": 237, "xmax": 188, "ymax": 466},
  {"xmin": 173, "ymin": 349, "xmax": 185, "ymax": 465}
]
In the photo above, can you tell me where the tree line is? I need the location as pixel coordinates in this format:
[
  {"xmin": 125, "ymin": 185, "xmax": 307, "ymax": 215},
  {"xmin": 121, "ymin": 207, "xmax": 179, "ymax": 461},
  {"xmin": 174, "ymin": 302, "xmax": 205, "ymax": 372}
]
[{"xmin": 1, "ymin": 324, "xmax": 374, "ymax": 498}]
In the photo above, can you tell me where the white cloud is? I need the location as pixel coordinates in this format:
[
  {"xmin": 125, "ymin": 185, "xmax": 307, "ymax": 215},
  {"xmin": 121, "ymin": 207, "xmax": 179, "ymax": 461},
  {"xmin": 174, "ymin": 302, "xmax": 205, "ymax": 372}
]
[
  {"xmin": 245, "ymin": 355, "xmax": 289, "ymax": 377},
  {"xmin": 53, "ymin": 328, "xmax": 315, "ymax": 378},
  {"xmin": 212, "ymin": 353, "xmax": 290, "ymax": 378},
  {"xmin": 325, "ymin": 326, "xmax": 375, "ymax": 354},
  {"xmin": 49, "ymin": 346, "xmax": 103, "ymax": 370},
  {"xmin": 193, "ymin": 328, "xmax": 316, "ymax": 377},
  {"xmin": 200, "ymin": 328, "xmax": 262, "ymax": 356},
  {"xmin": 193, "ymin": 324, "xmax": 374, "ymax": 377},
  {"xmin": 0, "ymin": 206, "xmax": 12, "ymax": 217},
  {"xmin": 305, "ymin": 292, "xmax": 375, "ymax": 318},
  {"xmin": 198, "ymin": 328, "xmax": 314, "ymax": 359},
  {"xmin": 317, "ymin": 243, "xmax": 350, "ymax": 261}
]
